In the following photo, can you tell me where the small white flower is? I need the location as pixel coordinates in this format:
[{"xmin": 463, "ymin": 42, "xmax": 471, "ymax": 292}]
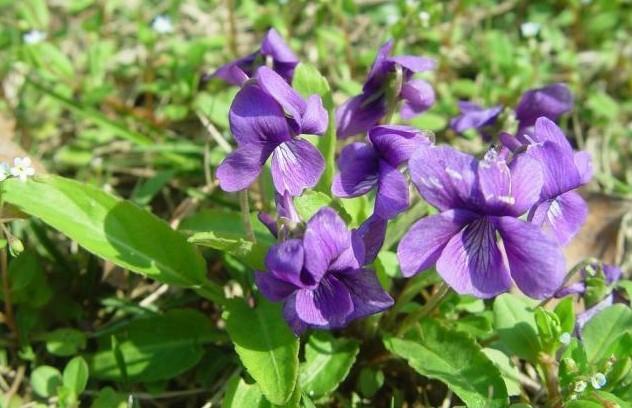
[
  {"xmin": 520, "ymin": 22, "xmax": 541, "ymax": 38},
  {"xmin": 559, "ymin": 332, "xmax": 571, "ymax": 345},
  {"xmin": 574, "ymin": 380, "xmax": 587, "ymax": 393},
  {"xmin": 0, "ymin": 162, "xmax": 9, "ymax": 181},
  {"xmin": 23, "ymin": 30, "xmax": 46, "ymax": 44},
  {"xmin": 151, "ymin": 15, "xmax": 173, "ymax": 34},
  {"xmin": 591, "ymin": 373, "xmax": 607, "ymax": 389},
  {"xmin": 10, "ymin": 157, "xmax": 35, "ymax": 182}
]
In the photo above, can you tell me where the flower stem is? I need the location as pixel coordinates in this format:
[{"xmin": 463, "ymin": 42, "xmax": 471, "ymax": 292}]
[
  {"xmin": 240, "ymin": 190, "xmax": 256, "ymax": 242},
  {"xmin": 538, "ymin": 352, "xmax": 562, "ymax": 408},
  {"xmin": 396, "ymin": 282, "xmax": 450, "ymax": 336},
  {"xmin": 538, "ymin": 256, "xmax": 600, "ymax": 308},
  {"xmin": 383, "ymin": 64, "xmax": 404, "ymax": 124}
]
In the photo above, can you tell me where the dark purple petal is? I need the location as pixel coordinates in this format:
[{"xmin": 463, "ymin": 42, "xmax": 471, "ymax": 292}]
[
  {"xmin": 507, "ymin": 153, "xmax": 544, "ymax": 215},
  {"xmin": 397, "ymin": 209, "xmax": 477, "ymax": 277},
  {"xmin": 270, "ymin": 139, "xmax": 325, "ymax": 196},
  {"xmin": 229, "ymin": 83, "xmax": 292, "ymax": 145},
  {"xmin": 331, "ymin": 142, "xmax": 379, "ymax": 198},
  {"xmin": 388, "ymin": 55, "xmax": 436, "ymax": 73},
  {"xmin": 450, "ymin": 102, "xmax": 503, "ymax": 133},
  {"xmin": 295, "ymin": 275, "xmax": 353, "ymax": 328},
  {"xmin": 399, "ymin": 79, "xmax": 435, "ymax": 120},
  {"xmin": 264, "ymin": 239, "xmax": 308, "ymax": 288},
  {"xmin": 300, "ymin": 94, "xmax": 328, "ymax": 135},
  {"xmin": 352, "ymin": 215, "xmax": 388, "ymax": 265},
  {"xmin": 532, "ymin": 117, "xmax": 573, "ymax": 152},
  {"xmin": 257, "ymin": 212, "xmax": 278, "ymax": 238},
  {"xmin": 515, "ymin": 83, "xmax": 573, "ymax": 127},
  {"xmin": 255, "ymin": 66, "xmax": 306, "ymax": 121},
  {"xmin": 303, "ymin": 207, "xmax": 352, "ymax": 282},
  {"xmin": 604, "ymin": 264, "xmax": 622, "ymax": 284},
  {"xmin": 576, "ymin": 295, "xmax": 613, "ymax": 336},
  {"xmin": 283, "ymin": 294, "xmax": 308, "ymax": 335},
  {"xmin": 574, "ymin": 151, "xmax": 593, "ymax": 185},
  {"xmin": 369, "ymin": 125, "xmax": 431, "ymax": 167},
  {"xmin": 554, "ymin": 281, "xmax": 586, "ymax": 298},
  {"xmin": 260, "ymin": 28, "xmax": 298, "ymax": 65},
  {"xmin": 255, "ymin": 271, "xmax": 297, "ymax": 301},
  {"xmin": 339, "ymin": 268, "xmax": 394, "ymax": 322},
  {"xmin": 335, "ymin": 94, "xmax": 386, "ymax": 139},
  {"xmin": 216, "ymin": 143, "xmax": 274, "ymax": 192},
  {"xmin": 436, "ymin": 217, "xmax": 512, "ymax": 298},
  {"xmin": 528, "ymin": 190, "xmax": 588, "ymax": 246},
  {"xmin": 374, "ymin": 161, "xmax": 409, "ymax": 219},
  {"xmin": 409, "ymin": 145, "xmax": 480, "ymax": 211},
  {"xmin": 365, "ymin": 41, "xmax": 395, "ymax": 91},
  {"xmin": 212, "ymin": 59, "xmax": 251, "ymax": 86},
  {"xmin": 275, "ymin": 192, "xmax": 301, "ymax": 225},
  {"xmin": 495, "ymin": 216, "xmax": 566, "ymax": 299},
  {"xmin": 499, "ymin": 132, "xmax": 522, "ymax": 152},
  {"xmin": 526, "ymin": 141, "xmax": 581, "ymax": 199}
]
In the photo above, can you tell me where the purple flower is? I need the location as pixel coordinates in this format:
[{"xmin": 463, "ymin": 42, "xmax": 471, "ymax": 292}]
[
  {"xmin": 515, "ymin": 83, "xmax": 573, "ymax": 129},
  {"xmin": 555, "ymin": 263, "xmax": 622, "ymax": 298},
  {"xmin": 504, "ymin": 117, "xmax": 592, "ymax": 245},
  {"xmin": 397, "ymin": 145, "xmax": 566, "ymax": 299},
  {"xmin": 450, "ymin": 101, "xmax": 503, "ymax": 135},
  {"xmin": 255, "ymin": 207, "xmax": 394, "ymax": 335},
  {"xmin": 336, "ymin": 41, "xmax": 436, "ymax": 138},
  {"xmin": 210, "ymin": 28, "xmax": 299, "ymax": 86},
  {"xmin": 332, "ymin": 125, "xmax": 431, "ymax": 219},
  {"xmin": 258, "ymin": 192, "xmax": 302, "ymax": 238},
  {"xmin": 216, "ymin": 67, "xmax": 328, "ymax": 196}
]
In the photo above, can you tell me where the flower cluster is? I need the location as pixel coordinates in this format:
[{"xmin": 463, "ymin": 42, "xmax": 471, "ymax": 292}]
[
  {"xmin": 214, "ymin": 31, "xmax": 594, "ymax": 333},
  {"xmin": 0, "ymin": 157, "xmax": 35, "ymax": 182}
]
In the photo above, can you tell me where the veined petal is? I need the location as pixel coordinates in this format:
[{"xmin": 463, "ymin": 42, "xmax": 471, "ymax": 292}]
[
  {"xmin": 368, "ymin": 124, "xmax": 431, "ymax": 167},
  {"xmin": 255, "ymin": 66, "xmax": 306, "ymax": 120},
  {"xmin": 255, "ymin": 271, "xmax": 297, "ymax": 301},
  {"xmin": 533, "ymin": 117, "xmax": 573, "ymax": 152},
  {"xmin": 352, "ymin": 215, "xmax": 388, "ymax": 265},
  {"xmin": 301, "ymin": 94, "xmax": 328, "ymax": 135},
  {"xmin": 399, "ymin": 79, "xmax": 435, "ymax": 120},
  {"xmin": 409, "ymin": 145, "xmax": 480, "ymax": 211},
  {"xmin": 450, "ymin": 103, "xmax": 503, "ymax": 133},
  {"xmin": 507, "ymin": 153, "xmax": 544, "ymax": 215},
  {"xmin": 303, "ymin": 207, "xmax": 352, "ymax": 282},
  {"xmin": 331, "ymin": 142, "xmax": 379, "ymax": 198},
  {"xmin": 339, "ymin": 268, "xmax": 394, "ymax": 322},
  {"xmin": 229, "ymin": 83, "xmax": 292, "ymax": 145},
  {"xmin": 335, "ymin": 94, "xmax": 386, "ymax": 139},
  {"xmin": 397, "ymin": 209, "xmax": 477, "ymax": 277},
  {"xmin": 283, "ymin": 294, "xmax": 308, "ymax": 335},
  {"xmin": 270, "ymin": 139, "xmax": 325, "ymax": 196},
  {"xmin": 528, "ymin": 190, "xmax": 588, "ymax": 246},
  {"xmin": 495, "ymin": 216, "xmax": 566, "ymax": 299},
  {"xmin": 436, "ymin": 217, "xmax": 512, "ymax": 298},
  {"xmin": 264, "ymin": 239, "xmax": 308, "ymax": 288},
  {"xmin": 295, "ymin": 275, "xmax": 353, "ymax": 328},
  {"xmin": 515, "ymin": 83, "xmax": 573, "ymax": 127},
  {"xmin": 216, "ymin": 143, "xmax": 274, "ymax": 192},
  {"xmin": 526, "ymin": 141, "xmax": 581, "ymax": 199},
  {"xmin": 374, "ymin": 161, "xmax": 409, "ymax": 219}
]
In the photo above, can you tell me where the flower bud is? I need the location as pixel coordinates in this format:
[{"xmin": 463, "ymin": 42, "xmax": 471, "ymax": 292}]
[{"xmin": 8, "ymin": 237, "xmax": 24, "ymax": 257}]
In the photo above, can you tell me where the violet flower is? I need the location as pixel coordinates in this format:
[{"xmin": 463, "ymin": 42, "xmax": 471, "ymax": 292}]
[
  {"xmin": 332, "ymin": 125, "xmax": 431, "ymax": 219},
  {"xmin": 216, "ymin": 66, "xmax": 328, "ymax": 196},
  {"xmin": 450, "ymin": 101, "xmax": 503, "ymax": 138},
  {"xmin": 555, "ymin": 263, "xmax": 621, "ymax": 298},
  {"xmin": 502, "ymin": 117, "xmax": 592, "ymax": 245},
  {"xmin": 515, "ymin": 83, "xmax": 573, "ymax": 131},
  {"xmin": 398, "ymin": 145, "xmax": 566, "ymax": 299},
  {"xmin": 336, "ymin": 41, "xmax": 436, "ymax": 138},
  {"xmin": 255, "ymin": 207, "xmax": 394, "ymax": 335},
  {"xmin": 211, "ymin": 28, "xmax": 299, "ymax": 86}
]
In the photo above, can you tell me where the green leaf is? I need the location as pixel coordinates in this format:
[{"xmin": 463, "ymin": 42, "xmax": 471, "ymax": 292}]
[
  {"xmin": 188, "ymin": 231, "xmax": 268, "ymax": 270},
  {"xmin": 1, "ymin": 176, "xmax": 209, "ymax": 289},
  {"xmin": 482, "ymin": 348, "xmax": 521, "ymax": 397},
  {"xmin": 179, "ymin": 208, "xmax": 275, "ymax": 246},
  {"xmin": 384, "ymin": 319, "xmax": 508, "ymax": 407},
  {"xmin": 44, "ymin": 328, "xmax": 87, "ymax": 357},
  {"xmin": 223, "ymin": 376, "xmax": 269, "ymax": 408},
  {"xmin": 294, "ymin": 191, "xmax": 332, "ymax": 221},
  {"xmin": 582, "ymin": 304, "xmax": 632, "ymax": 364},
  {"xmin": 3, "ymin": 250, "xmax": 51, "ymax": 307},
  {"xmin": 223, "ymin": 297, "xmax": 299, "ymax": 405},
  {"xmin": 493, "ymin": 294, "xmax": 541, "ymax": 363},
  {"xmin": 90, "ymin": 387, "xmax": 127, "ymax": 408},
  {"xmin": 565, "ymin": 401, "xmax": 603, "ymax": 408},
  {"xmin": 300, "ymin": 332, "xmax": 359, "ymax": 398},
  {"xmin": 63, "ymin": 356, "xmax": 89, "ymax": 395},
  {"xmin": 554, "ymin": 297, "xmax": 576, "ymax": 334},
  {"xmin": 31, "ymin": 365, "xmax": 62, "ymax": 398},
  {"xmin": 89, "ymin": 309, "xmax": 220, "ymax": 382},
  {"xmin": 358, "ymin": 368, "xmax": 384, "ymax": 398},
  {"xmin": 17, "ymin": 0, "xmax": 49, "ymax": 27},
  {"xmin": 292, "ymin": 63, "xmax": 331, "ymax": 101},
  {"xmin": 32, "ymin": 43, "xmax": 75, "ymax": 79}
]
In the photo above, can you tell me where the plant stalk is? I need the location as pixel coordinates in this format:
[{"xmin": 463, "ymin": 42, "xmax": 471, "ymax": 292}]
[{"xmin": 396, "ymin": 282, "xmax": 450, "ymax": 336}]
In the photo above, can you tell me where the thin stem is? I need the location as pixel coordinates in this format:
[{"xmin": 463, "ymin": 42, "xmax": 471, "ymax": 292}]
[
  {"xmin": 240, "ymin": 190, "xmax": 256, "ymax": 242},
  {"xmin": 538, "ymin": 352, "xmax": 562, "ymax": 408},
  {"xmin": 538, "ymin": 257, "xmax": 600, "ymax": 308},
  {"xmin": 3, "ymin": 365, "xmax": 25, "ymax": 407},
  {"xmin": 383, "ymin": 65, "xmax": 404, "ymax": 124},
  {"xmin": 396, "ymin": 282, "xmax": 450, "ymax": 336},
  {"xmin": 226, "ymin": 0, "xmax": 238, "ymax": 57}
]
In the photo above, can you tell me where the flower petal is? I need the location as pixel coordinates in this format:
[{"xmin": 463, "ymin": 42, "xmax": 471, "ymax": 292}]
[
  {"xmin": 331, "ymin": 142, "xmax": 379, "ymax": 198},
  {"xmin": 397, "ymin": 210, "xmax": 477, "ymax": 277},
  {"xmin": 388, "ymin": 55, "xmax": 436, "ymax": 72},
  {"xmin": 294, "ymin": 276, "xmax": 353, "ymax": 328},
  {"xmin": 365, "ymin": 41, "xmax": 395, "ymax": 91},
  {"xmin": 216, "ymin": 143, "xmax": 274, "ymax": 192},
  {"xmin": 515, "ymin": 83, "xmax": 573, "ymax": 127},
  {"xmin": 495, "ymin": 216, "xmax": 566, "ymax": 299},
  {"xmin": 335, "ymin": 94, "xmax": 387, "ymax": 139},
  {"xmin": 339, "ymin": 269, "xmax": 394, "ymax": 322},
  {"xmin": 260, "ymin": 28, "xmax": 298, "ymax": 64},
  {"xmin": 352, "ymin": 214, "xmax": 388, "ymax": 265},
  {"xmin": 264, "ymin": 239, "xmax": 308, "ymax": 288},
  {"xmin": 255, "ymin": 66, "xmax": 306, "ymax": 120},
  {"xmin": 255, "ymin": 271, "xmax": 297, "ymax": 301},
  {"xmin": 532, "ymin": 117, "xmax": 573, "ymax": 152},
  {"xmin": 374, "ymin": 161, "xmax": 409, "ymax": 219},
  {"xmin": 507, "ymin": 153, "xmax": 544, "ymax": 215},
  {"xmin": 300, "ymin": 94, "xmax": 328, "ymax": 135},
  {"xmin": 213, "ymin": 58, "xmax": 252, "ymax": 86},
  {"xmin": 283, "ymin": 294, "xmax": 308, "ymax": 335},
  {"xmin": 528, "ymin": 190, "xmax": 588, "ymax": 246},
  {"xmin": 303, "ymin": 207, "xmax": 352, "ymax": 282},
  {"xmin": 368, "ymin": 124, "xmax": 431, "ymax": 167},
  {"xmin": 526, "ymin": 141, "xmax": 581, "ymax": 199},
  {"xmin": 270, "ymin": 139, "xmax": 325, "ymax": 196},
  {"xmin": 229, "ymin": 83, "xmax": 292, "ymax": 145},
  {"xmin": 435, "ymin": 217, "xmax": 512, "ymax": 298},
  {"xmin": 399, "ymin": 79, "xmax": 435, "ymax": 120},
  {"xmin": 409, "ymin": 145, "xmax": 480, "ymax": 211},
  {"xmin": 574, "ymin": 151, "xmax": 593, "ymax": 185},
  {"xmin": 450, "ymin": 102, "xmax": 503, "ymax": 133}
]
